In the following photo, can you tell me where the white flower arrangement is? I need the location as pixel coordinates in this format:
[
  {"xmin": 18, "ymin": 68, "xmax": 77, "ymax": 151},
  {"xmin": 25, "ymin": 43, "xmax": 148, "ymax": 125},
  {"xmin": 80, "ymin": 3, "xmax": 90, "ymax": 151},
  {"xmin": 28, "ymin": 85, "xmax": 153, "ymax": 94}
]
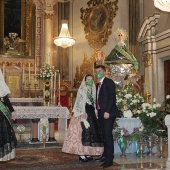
[
  {"xmin": 116, "ymin": 85, "xmax": 144, "ymax": 118},
  {"xmin": 37, "ymin": 64, "xmax": 55, "ymax": 80},
  {"xmin": 139, "ymin": 96, "xmax": 170, "ymax": 136}
]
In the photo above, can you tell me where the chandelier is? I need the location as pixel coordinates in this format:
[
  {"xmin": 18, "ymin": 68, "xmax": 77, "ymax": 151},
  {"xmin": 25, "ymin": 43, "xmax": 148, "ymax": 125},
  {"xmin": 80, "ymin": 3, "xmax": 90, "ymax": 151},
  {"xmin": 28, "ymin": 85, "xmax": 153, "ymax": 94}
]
[
  {"xmin": 153, "ymin": 0, "xmax": 170, "ymax": 12},
  {"xmin": 54, "ymin": 20, "xmax": 75, "ymax": 48}
]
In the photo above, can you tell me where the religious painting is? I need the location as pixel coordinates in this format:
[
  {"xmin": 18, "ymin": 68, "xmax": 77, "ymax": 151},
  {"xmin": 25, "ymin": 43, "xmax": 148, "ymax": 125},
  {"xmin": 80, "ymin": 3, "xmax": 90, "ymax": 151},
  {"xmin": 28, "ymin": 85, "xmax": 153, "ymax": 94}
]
[
  {"xmin": 89, "ymin": 6, "xmax": 107, "ymax": 32},
  {"xmin": 80, "ymin": 0, "xmax": 119, "ymax": 50}
]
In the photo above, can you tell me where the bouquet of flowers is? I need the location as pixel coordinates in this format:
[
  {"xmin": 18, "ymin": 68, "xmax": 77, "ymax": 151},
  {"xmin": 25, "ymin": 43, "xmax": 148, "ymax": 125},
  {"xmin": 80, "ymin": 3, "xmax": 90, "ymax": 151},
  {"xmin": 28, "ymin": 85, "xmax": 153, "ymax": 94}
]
[
  {"xmin": 138, "ymin": 96, "xmax": 170, "ymax": 136},
  {"xmin": 131, "ymin": 126, "xmax": 144, "ymax": 141},
  {"xmin": 113, "ymin": 122, "xmax": 132, "ymax": 148},
  {"xmin": 116, "ymin": 85, "xmax": 144, "ymax": 118},
  {"xmin": 37, "ymin": 64, "xmax": 55, "ymax": 80}
]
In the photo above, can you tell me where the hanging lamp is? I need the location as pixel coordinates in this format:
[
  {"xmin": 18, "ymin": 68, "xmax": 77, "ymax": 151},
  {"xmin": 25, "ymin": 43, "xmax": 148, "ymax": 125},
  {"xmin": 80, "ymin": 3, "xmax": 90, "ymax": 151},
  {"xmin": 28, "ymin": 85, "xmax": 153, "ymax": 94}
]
[
  {"xmin": 153, "ymin": 0, "xmax": 170, "ymax": 12},
  {"xmin": 54, "ymin": 20, "xmax": 75, "ymax": 48}
]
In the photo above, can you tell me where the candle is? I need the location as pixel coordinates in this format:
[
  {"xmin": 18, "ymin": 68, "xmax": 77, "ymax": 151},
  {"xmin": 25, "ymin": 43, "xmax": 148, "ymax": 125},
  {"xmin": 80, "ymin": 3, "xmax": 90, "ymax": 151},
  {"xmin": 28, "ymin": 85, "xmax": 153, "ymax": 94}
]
[
  {"xmin": 51, "ymin": 76, "xmax": 53, "ymax": 89},
  {"xmin": 54, "ymin": 72, "xmax": 56, "ymax": 90},
  {"xmin": 35, "ymin": 63, "xmax": 37, "ymax": 83},
  {"xmin": 2, "ymin": 63, "xmax": 5, "ymax": 77},
  {"xmin": 59, "ymin": 73, "xmax": 60, "ymax": 90},
  {"xmin": 28, "ymin": 63, "xmax": 31, "ymax": 83},
  {"xmin": 22, "ymin": 64, "xmax": 25, "ymax": 83}
]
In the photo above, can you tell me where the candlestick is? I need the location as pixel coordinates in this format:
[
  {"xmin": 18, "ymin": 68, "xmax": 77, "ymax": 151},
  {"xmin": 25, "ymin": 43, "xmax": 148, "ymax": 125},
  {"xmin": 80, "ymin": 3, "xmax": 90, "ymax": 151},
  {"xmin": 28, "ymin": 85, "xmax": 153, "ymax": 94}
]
[
  {"xmin": 28, "ymin": 63, "xmax": 31, "ymax": 83},
  {"xmin": 54, "ymin": 72, "xmax": 56, "ymax": 90},
  {"xmin": 2, "ymin": 63, "xmax": 5, "ymax": 77},
  {"xmin": 50, "ymin": 76, "xmax": 53, "ymax": 104},
  {"xmin": 35, "ymin": 63, "xmax": 37, "ymax": 83},
  {"xmin": 22, "ymin": 63, "xmax": 25, "ymax": 83},
  {"xmin": 59, "ymin": 73, "xmax": 60, "ymax": 90},
  {"xmin": 57, "ymin": 72, "xmax": 61, "ymax": 107}
]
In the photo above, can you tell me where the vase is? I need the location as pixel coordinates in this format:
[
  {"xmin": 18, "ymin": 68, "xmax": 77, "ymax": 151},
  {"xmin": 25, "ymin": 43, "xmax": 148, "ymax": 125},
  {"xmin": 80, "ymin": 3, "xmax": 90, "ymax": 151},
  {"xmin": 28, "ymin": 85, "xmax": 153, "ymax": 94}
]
[
  {"xmin": 117, "ymin": 136, "xmax": 128, "ymax": 157},
  {"xmin": 135, "ymin": 140, "xmax": 140, "ymax": 155},
  {"xmin": 42, "ymin": 134, "xmax": 47, "ymax": 148}
]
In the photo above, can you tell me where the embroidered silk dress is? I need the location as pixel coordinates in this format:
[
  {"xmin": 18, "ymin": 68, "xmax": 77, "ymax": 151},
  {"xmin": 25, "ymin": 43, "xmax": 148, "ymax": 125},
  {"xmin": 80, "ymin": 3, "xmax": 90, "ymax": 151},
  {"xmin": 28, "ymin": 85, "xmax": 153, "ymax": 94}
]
[{"xmin": 62, "ymin": 87, "xmax": 104, "ymax": 155}]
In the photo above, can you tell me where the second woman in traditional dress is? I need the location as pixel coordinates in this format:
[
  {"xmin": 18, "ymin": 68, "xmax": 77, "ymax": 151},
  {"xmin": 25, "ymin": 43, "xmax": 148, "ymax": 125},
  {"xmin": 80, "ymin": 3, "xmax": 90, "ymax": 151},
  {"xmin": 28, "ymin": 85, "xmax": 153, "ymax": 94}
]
[
  {"xmin": 62, "ymin": 74, "xmax": 103, "ymax": 162},
  {"xmin": 0, "ymin": 68, "xmax": 17, "ymax": 161}
]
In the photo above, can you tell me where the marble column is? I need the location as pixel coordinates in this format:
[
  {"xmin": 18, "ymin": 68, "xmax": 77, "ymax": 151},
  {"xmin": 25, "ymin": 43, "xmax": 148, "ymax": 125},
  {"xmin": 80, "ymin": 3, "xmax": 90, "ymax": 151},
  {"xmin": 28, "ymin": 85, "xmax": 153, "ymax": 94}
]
[
  {"xmin": 48, "ymin": 118, "xmax": 57, "ymax": 141},
  {"xmin": 165, "ymin": 115, "xmax": 170, "ymax": 170},
  {"xmin": 33, "ymin": 0, "xmax": 43, "ymax": 67},
  {"xmin": 43, "ymin": 0, "xmax": 56, "ymax": 65},
  {"xmin": 142, "ymin": 54, "xmax": 152, "ymax": 103},
  {"xmin": 31, "ymin": 119, "xmax": 40, "ymax": 142}
]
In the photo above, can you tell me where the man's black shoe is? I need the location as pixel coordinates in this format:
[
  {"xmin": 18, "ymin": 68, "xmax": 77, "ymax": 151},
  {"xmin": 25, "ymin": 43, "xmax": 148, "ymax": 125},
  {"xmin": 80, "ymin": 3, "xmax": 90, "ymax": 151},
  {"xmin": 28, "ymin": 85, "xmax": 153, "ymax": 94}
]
[
  {"xmin": 99, "ymin": 161, "xmax": 106, "ymax": 167},
  {"xmin": 95, "ymin": 156, "xmax": 106, "ymax": 162},
  {"xmin": 101, "ymin": 161, "xmax": 113, "ymax": 168}
]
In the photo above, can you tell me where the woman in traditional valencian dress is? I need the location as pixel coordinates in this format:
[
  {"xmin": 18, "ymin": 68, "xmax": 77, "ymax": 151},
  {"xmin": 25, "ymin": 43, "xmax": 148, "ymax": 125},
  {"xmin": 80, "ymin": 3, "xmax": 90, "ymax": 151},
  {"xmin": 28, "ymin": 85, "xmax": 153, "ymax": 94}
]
[
  {"xmin": 0, "ymin": 69, "xmax": 17, "ymax": 161},
  {"xmin": 62, "ymin": 74, "xmax": 103, "ymax": 162}
]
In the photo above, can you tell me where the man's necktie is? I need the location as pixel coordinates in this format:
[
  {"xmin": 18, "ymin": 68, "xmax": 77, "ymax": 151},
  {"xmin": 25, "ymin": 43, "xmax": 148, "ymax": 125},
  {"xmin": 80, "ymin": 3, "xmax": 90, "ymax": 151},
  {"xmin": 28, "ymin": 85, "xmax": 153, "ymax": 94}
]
[{"xmin": 97, "ymin": 82, "xmax": 102, "ymax": 110}]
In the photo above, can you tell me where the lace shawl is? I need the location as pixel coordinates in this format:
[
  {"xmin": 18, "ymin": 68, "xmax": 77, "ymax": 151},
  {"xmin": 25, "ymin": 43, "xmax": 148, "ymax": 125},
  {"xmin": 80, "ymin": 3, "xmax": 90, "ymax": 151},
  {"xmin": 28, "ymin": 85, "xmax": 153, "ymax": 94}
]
[
  {"xmin": 0, "ymin": 69, "xmax": 11, "ymax": 97},
  {"xmin": 73, "ymin": 75, "xmax": 96, "ymax": 117}
]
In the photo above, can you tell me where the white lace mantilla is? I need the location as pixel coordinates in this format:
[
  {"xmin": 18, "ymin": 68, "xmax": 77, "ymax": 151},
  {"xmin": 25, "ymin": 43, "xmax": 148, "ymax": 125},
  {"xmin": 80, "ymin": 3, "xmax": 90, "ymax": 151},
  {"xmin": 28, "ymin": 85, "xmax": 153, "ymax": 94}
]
[{"xmin": 13, "ymin": 106, "xmax": 70, "ymax": 119}]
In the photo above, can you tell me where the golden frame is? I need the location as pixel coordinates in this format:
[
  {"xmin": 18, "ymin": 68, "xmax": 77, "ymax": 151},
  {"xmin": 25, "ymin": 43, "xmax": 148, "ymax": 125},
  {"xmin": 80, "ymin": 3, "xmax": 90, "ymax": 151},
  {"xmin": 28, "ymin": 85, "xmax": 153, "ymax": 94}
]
[
  {"xmin": 80, "ymin": 0, "xmax": 118, "ymax": 50},
  {"xmin": 0, "ymin": 0, "xmax": 33, "ymax": 57}
]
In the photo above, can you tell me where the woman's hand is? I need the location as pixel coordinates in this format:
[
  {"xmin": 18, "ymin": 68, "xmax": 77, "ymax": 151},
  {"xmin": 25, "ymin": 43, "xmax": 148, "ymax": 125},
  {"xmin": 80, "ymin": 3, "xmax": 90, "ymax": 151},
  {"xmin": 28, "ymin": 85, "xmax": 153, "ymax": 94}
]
[
  {"xmin": 11, "ymin": 111, "xmax": 17, "ymax": 121},
  {"xmin": 95, "ymin": 111, "xmax": 98, "ymax": 119},
  {"xmin": 81, "ymin": 113, "xmax": 87, "ymax": 119}
]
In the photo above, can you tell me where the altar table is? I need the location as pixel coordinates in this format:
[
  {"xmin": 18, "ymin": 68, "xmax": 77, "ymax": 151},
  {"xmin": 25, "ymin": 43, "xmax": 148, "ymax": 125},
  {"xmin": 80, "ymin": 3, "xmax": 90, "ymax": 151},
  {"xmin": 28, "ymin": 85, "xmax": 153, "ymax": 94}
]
[{"xmin": 14, "ymin": 106, "xmax": 70, "ymax": 142}]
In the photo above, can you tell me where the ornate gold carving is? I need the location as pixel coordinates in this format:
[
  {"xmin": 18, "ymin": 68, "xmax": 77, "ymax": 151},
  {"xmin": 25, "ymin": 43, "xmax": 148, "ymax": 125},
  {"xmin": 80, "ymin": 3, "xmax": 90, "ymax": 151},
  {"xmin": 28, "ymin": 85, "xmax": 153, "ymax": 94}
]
[
  {"xmin": 80, "ymin": 0, "xmax": 118, "ymax": 50},
  {"xmin": 142, "ymin": 54, "xmax": 152, "ymax": 67},
  {"xmin": 5, "ymin": 66, "xmax": 22, "ymax": 98},
  {"xmin": 25, "ymin": 0, "xmax": 33, "ymax": 56},
  {"xmin": 44, "ymin": 12, "xmax": 54, "ymax": 20},
  {"xmin": 73, "ymin": 51, "xmax": 106, "ymax": 88},
  {"xmin": 144, "ymin": 92, "xmax": 151, "ymax": 103}
]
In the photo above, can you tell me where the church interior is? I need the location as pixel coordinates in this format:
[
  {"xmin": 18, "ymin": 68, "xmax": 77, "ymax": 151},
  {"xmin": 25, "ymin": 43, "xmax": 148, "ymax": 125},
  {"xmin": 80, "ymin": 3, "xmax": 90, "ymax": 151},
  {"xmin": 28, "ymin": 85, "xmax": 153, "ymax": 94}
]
[{"xmin": 0, "ymin": 0, "xmax": 170, "ymax": 169}]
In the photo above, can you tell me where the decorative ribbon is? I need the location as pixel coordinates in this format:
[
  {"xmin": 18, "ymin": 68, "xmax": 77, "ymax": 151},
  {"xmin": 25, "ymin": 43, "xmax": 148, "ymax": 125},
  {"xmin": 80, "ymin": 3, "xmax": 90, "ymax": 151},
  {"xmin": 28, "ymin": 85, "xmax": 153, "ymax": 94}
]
[
  {"xmin": 87, "ymin": 91, "xmax": 94, "ymax": 106},
  {"xmin": 0, "ymin": 101, "xmax": 13, "ymax": 127}
]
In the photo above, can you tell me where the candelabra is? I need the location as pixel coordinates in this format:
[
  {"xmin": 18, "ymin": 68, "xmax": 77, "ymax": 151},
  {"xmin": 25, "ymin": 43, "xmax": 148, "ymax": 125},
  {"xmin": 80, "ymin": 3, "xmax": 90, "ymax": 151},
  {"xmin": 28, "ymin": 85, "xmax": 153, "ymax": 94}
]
[{"xmin": 34, "ymin": 83, "xmax": 38, "ymax": 98}]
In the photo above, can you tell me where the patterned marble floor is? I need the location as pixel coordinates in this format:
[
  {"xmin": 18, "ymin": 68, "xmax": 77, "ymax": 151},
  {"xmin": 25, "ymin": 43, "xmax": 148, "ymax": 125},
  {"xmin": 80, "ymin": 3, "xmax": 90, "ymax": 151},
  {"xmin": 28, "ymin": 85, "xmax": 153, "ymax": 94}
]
[
  {"xmin": 114, "ymin": 153, "xmax": 167, "ymax": 170},
  {"xmin": 0, "ymin": 148, "xmax": 167, "ymax": 170}
]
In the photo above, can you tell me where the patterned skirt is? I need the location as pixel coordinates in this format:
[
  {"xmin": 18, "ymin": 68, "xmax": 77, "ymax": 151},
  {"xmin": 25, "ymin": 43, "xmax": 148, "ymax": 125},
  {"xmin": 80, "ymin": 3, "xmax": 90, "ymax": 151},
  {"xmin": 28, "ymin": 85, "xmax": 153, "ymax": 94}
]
[
  {"xmin": 0, "ymin": 110, "xmax": 17, "ymax": 161},
  {"xmin": 62, "ymin": 103, "xmax": 104, "ymax": 156}
]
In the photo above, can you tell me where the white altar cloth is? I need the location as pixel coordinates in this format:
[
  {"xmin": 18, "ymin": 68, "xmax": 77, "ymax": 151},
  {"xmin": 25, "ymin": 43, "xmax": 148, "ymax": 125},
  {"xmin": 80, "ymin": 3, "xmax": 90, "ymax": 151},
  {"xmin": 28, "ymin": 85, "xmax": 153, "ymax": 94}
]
[
  {"xmin": 14, "ymin": 106, "xmax": 70, "ymax": 119},
  {"xmin": 14, "ymin": 106, "xmax": 70, "ymax": 141}
]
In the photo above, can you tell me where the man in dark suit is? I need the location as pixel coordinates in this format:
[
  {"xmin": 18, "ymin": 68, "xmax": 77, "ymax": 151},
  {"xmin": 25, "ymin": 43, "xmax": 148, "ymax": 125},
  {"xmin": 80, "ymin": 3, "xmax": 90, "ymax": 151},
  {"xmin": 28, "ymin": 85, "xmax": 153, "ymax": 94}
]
[{"xmin": 95, "ymin": 65, "xmax": 118, "ymax": 168}]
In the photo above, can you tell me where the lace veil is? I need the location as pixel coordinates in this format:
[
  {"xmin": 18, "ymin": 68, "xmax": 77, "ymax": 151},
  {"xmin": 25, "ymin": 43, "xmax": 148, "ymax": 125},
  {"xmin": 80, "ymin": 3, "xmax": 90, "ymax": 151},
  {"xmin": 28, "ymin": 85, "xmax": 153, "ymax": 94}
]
[
  {"xmin": 73, "ymin": 75, "xmax": 96, "ymax": 117},
  {"xmin": 0, "ymin": 69, "xmax": 11, "ymax": 97}
]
